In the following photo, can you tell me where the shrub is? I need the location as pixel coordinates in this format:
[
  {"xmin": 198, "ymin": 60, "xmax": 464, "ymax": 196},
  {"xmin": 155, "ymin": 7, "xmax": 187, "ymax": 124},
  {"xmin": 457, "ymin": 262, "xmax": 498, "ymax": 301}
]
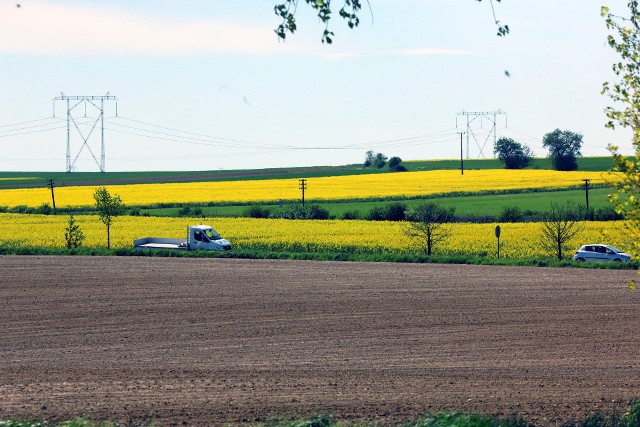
[
  {"xmin": 366, "ymin": 203, "xmax": 407, "ymax": 221},
  {"xmin": 390, "ymin": 164, "xmax": 408, "ymax": 172},
  {"xmin": 366, "ymin": 206, "xmax": 387, "ymax": 221},
  {"xmin": 271, "ymin": 203, "xmax": 329, "ymax": 220},
  {"xmin": 307, "ymin": 204, "xmax": 330, "ymax": 219},
  {"xmin": 246, "ymin": 205, "xmax": 271, "ymax": 218},
  {"xmin": 385, "ymin": 202, "xmax": 407, "ymax": 221},
  {"xmin": 178, "ymin": 206, "xmax": 191, "ymax": 216},
  {"xmin": 341, "ymin": 210, "xmax": 361, "ymax": 220},
  {"xmin": 593, "ymin": 205, "xmax": 623, "ymax": 221},
  {"xmin": 36, "ymin": 203, "xmax": 52, "ymax": 215},
  {"xmin": 499, "ymin": 206, "xmax": 523, "ymax": 222},
  {"xmin": 64, "ymin": 215, "xmax": 85, "ymax": 248}
]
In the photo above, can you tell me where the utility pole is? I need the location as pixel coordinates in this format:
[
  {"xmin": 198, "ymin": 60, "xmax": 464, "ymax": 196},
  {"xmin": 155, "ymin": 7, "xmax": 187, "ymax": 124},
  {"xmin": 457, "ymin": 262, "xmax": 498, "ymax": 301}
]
[
  {"xmin": 583, "ymin": 179, "xmax": 591, "ymax": 211},
  {"xmin": 52, "ymin": 93, "xmax": 118, "ymax": 172},
  {"xmin": 298, "ymin": 179, "xmax": 307, "ymax": 206},
  {"xmin": 47, "ymin": 178, "xmax": 56, "ymax": 212},
  {"xmin": 458, "ymin": 131, "xmax": 465, "ymax": 175},
  {"xmin": 455, "ymin": 109, "xmax": 507, "ymax": 159}
]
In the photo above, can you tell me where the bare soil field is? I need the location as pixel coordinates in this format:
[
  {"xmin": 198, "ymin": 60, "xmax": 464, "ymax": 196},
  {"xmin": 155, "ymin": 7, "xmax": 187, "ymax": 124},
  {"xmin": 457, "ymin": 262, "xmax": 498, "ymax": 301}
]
[{"xmin": 1, "ymin": 256, "xmax": 640, "ymax": 426}]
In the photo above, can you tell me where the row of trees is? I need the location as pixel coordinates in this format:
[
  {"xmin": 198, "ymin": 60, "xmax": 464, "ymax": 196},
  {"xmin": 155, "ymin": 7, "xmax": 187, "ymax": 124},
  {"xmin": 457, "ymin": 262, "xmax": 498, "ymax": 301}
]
[
  {"xmin": 404, "ymin": 201, "xmax": 584, "ymax": 260},
  {"xmin": 494, "ymin": 129, "xmax": 584, "ymax": 171},
  {"xmin": 362, "ymin": 129, "xmax": 584, "ymax": 173},
  {"xmin": 363, "ymin": 150, "xmax": 406, "ymax": 171},
  {"xmin": 66, "ymin": 193, "xmax": 581, "ymax": 260}
]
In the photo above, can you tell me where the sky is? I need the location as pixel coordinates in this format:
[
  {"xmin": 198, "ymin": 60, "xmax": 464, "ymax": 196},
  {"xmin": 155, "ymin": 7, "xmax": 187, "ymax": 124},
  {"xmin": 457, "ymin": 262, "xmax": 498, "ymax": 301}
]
[{"xmin": 0, "ymin": 0, "xmax": 634, "ymax": 172}]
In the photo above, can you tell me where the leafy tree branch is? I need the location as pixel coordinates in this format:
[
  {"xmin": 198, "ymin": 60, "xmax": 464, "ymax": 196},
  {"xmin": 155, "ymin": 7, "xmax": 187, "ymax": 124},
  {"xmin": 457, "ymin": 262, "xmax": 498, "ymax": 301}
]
[
  {"xmin": 602, "ymin": 2, "xmax": 640, "ymax": 289},
  {"xmin": 274, "ymin": 0, "xmax": 507, "ymax": 44}
]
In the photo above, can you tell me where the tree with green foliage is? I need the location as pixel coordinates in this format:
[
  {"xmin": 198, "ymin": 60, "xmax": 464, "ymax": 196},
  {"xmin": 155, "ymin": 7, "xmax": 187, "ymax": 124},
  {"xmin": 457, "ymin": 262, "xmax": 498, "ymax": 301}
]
[
  {"xmin": 64, "ymin": 215, "xmax": 85, "ymax": 249},
  {"xmin": 493, "ymin": 137, "xmax": 534, "ymax": 169},
  {"xmin": 93, "ymin": 187, "xmax": 124, "ymax": 250},
  {"xmin": 539, "ymin": 202, "xmax": 583, "ymax": 260},
  {"xmin": 363, "ymin": 150, "xmax": 387, "ymax": 168},
  {"xmin": 274, "ymin": 0, "xmax": 508, "ymax": 44},
  {"xmin": 542, "ymin": 129, "xmax": 583, "ymax": 171},
  {"xmin": 373, "ymin": 152, "xmax": 388, "ymax": 168},
  {"xmin": 363, "ymin": 150, "xmax": 375, "ymax": 167},
  {"xmin": 366, "ymin": 202, "xmax": 406, "ymax": 221},
  {"xmin": 388, "ymin": 156, "xmax": 401, "ymax": 169},
  {"xmin": 388, "ymin": 156, "xmax": 407, "ymax": 172},
  {"xmin": 602, "ymin": 3, "xmax": 640, "ymax": 290},
  {"xmin": 404, "ymin": 202, "xmax": 454, "ymax": 255}
]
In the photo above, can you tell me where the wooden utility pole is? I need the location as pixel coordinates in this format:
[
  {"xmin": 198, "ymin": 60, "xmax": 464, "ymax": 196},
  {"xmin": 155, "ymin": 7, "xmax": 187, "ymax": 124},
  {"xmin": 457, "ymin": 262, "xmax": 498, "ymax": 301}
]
[
  {"xmin": 582, "ymin": 179, "xmax": 590, "ymax": 211},
  {"xmin": 47, "ymin": 178, "xmax": 56, "ymax": 212},
  {"xmin": 298, "ymin": 179, "xmax": 307, "ymax": 206}
]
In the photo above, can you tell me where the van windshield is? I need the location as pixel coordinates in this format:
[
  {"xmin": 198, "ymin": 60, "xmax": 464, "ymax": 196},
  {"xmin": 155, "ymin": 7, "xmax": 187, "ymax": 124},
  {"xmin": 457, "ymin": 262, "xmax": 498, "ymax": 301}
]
[{"xmin": 204, "ymin": 228, "xmax": 221, "ymax": 240}]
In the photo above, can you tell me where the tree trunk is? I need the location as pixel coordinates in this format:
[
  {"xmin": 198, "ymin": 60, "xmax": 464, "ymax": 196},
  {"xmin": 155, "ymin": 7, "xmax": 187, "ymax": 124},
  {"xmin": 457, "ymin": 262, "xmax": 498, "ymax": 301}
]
[{"xmin": 107, "ymin": 225, "xmax": 110, "ymax": 250}]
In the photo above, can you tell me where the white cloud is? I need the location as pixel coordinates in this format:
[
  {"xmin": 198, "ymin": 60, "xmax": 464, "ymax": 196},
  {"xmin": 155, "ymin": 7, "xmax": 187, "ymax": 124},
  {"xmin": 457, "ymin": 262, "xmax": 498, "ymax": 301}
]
[
  {"xmin": 0, "ymin": 2, "xmax": 471, "ymax": 59},
  {"xmin": 324, "ymin": 47, "xmax": 471, "ymax": 60},
  {"xmin": 0, "ymin": 1, "xmax": 295, "ymax": 56}
]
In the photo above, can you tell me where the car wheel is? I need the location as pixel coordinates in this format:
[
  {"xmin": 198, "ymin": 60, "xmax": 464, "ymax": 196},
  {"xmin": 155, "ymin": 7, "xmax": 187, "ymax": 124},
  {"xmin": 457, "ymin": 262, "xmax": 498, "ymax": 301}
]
[
  {"xmin": 575, "ymin": 257, "xmax": 585, "ymax": 262},
  {"xmin": 614, "ymin": 258, "xmax": 622, "ymax": 262}
]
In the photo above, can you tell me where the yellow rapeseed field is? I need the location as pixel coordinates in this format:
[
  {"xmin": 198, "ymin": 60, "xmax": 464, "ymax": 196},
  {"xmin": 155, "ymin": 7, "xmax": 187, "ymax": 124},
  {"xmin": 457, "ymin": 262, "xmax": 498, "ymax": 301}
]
[
  {"xmin": 0, "ymin": 169, "xmax": 613, "ymax": 208},
  {"xmin": 0, "ymin": 213, "xmax": 631, "ymax": 259}
]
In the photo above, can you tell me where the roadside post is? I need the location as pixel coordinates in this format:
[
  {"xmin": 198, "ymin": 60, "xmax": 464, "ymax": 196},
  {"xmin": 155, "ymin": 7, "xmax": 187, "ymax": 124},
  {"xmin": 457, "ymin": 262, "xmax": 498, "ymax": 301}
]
[{"xmin": 495, "ymin": 225, "xmax": 501, "ymax": 258}]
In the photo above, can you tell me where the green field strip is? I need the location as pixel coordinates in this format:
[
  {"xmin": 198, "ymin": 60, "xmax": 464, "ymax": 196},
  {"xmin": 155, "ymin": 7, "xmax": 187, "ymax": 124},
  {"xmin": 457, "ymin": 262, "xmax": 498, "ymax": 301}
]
[
  {"xmin": 137, "ymin": 187, "xmax": 613, "ymax": 219},
  {"xmin": 0, "ymin": 157, "xmax": 616, "ymax": 189}
]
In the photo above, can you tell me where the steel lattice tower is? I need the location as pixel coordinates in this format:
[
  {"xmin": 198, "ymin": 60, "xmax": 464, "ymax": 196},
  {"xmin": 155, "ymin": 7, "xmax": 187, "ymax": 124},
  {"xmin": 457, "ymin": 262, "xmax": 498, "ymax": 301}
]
[
  {"xmin": 456, "ymin": 109, "xmax": 507, "ymax": 159},
  {"xmin": 52, "ymin": 93, "xmax": 118, "ymax": 172}
]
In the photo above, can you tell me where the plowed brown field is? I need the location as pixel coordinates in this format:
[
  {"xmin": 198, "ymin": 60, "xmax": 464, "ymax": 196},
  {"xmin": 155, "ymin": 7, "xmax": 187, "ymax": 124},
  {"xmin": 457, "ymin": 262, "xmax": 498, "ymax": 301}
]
[{"xmin": 1, "ymin": 256, "xmax": 640, "ymax": 426}]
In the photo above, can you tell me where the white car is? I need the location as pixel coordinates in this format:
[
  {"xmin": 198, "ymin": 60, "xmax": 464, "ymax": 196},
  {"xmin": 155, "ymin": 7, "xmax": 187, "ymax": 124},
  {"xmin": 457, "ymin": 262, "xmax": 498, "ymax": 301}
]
[{"xmin": 573, "ymin": 244, "xmax": 631, "ymax": 263}]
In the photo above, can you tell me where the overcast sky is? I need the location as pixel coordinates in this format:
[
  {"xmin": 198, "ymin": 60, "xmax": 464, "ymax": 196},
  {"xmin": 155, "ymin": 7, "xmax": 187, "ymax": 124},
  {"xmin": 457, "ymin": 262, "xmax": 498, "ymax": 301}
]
[{"xmin": 0, "ymin": 0, "xmax": 633, "ymax": 172}]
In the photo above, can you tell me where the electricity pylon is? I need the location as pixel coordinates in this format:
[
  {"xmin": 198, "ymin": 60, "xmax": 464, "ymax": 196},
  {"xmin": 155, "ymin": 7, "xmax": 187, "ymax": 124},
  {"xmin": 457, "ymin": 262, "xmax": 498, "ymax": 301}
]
[
  {"xmin": 456, "ymin": 109, "xmax": 507, "ymax": 159},
  {"xmin": 53, "ymin": 93, "xmax": 118, "ymax": 172}
]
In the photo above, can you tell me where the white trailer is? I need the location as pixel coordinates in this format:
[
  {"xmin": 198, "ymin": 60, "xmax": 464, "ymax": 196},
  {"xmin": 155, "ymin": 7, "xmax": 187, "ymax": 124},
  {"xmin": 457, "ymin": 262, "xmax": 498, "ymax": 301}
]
[{"xmin": 134, "ymin": 224, "xmax": 232, "ymax": 251}]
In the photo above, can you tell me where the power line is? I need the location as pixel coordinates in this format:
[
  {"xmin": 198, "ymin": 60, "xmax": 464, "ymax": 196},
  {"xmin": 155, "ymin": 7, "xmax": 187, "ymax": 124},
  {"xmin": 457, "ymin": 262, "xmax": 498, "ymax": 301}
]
[
  {"xmin": 113, "ymin": 116, "xmax": 275, "ymax": 148},
  {"xmin": 0, "ymin": 117, "xmax": 55, "ymax": 129},
  {"xmin": 105, "ymin": 117, "xmax": 296, "ymax": 150},
  {"xmin": 0, "ymin": 124, "xmax": 67, "ymax": 138}
]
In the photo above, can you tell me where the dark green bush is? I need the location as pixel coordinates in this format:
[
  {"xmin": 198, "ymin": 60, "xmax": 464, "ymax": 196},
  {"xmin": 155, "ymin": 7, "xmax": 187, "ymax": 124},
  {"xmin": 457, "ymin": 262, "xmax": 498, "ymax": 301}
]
[
  {"xmin": 246, "ymin": 205, "xmax": 271, "ymax": 218},
  {"xmin": 366, "ymin": 206, "xmax": 387, "ymax": 221},
  {"xmin": 341, "ymin": 210, "xmax": 361, "ymax": 220},
  {"xmin": 306, "ymin": 204, "xmax": 330, "ymax": 219},
  {"xmin": 366, "ymin": 202, "xmax": 407, "ymax": 221},
  {"xmin": 36, "ymin": 203, "xmax": 52, "ymax": 215},
  {"xmin": 271, "ymin": 204, "xmax": 329, "ymax": 220},
  {"xmin": 499, "ymin": 206, "xmax": 523, "ymax": 222}
]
